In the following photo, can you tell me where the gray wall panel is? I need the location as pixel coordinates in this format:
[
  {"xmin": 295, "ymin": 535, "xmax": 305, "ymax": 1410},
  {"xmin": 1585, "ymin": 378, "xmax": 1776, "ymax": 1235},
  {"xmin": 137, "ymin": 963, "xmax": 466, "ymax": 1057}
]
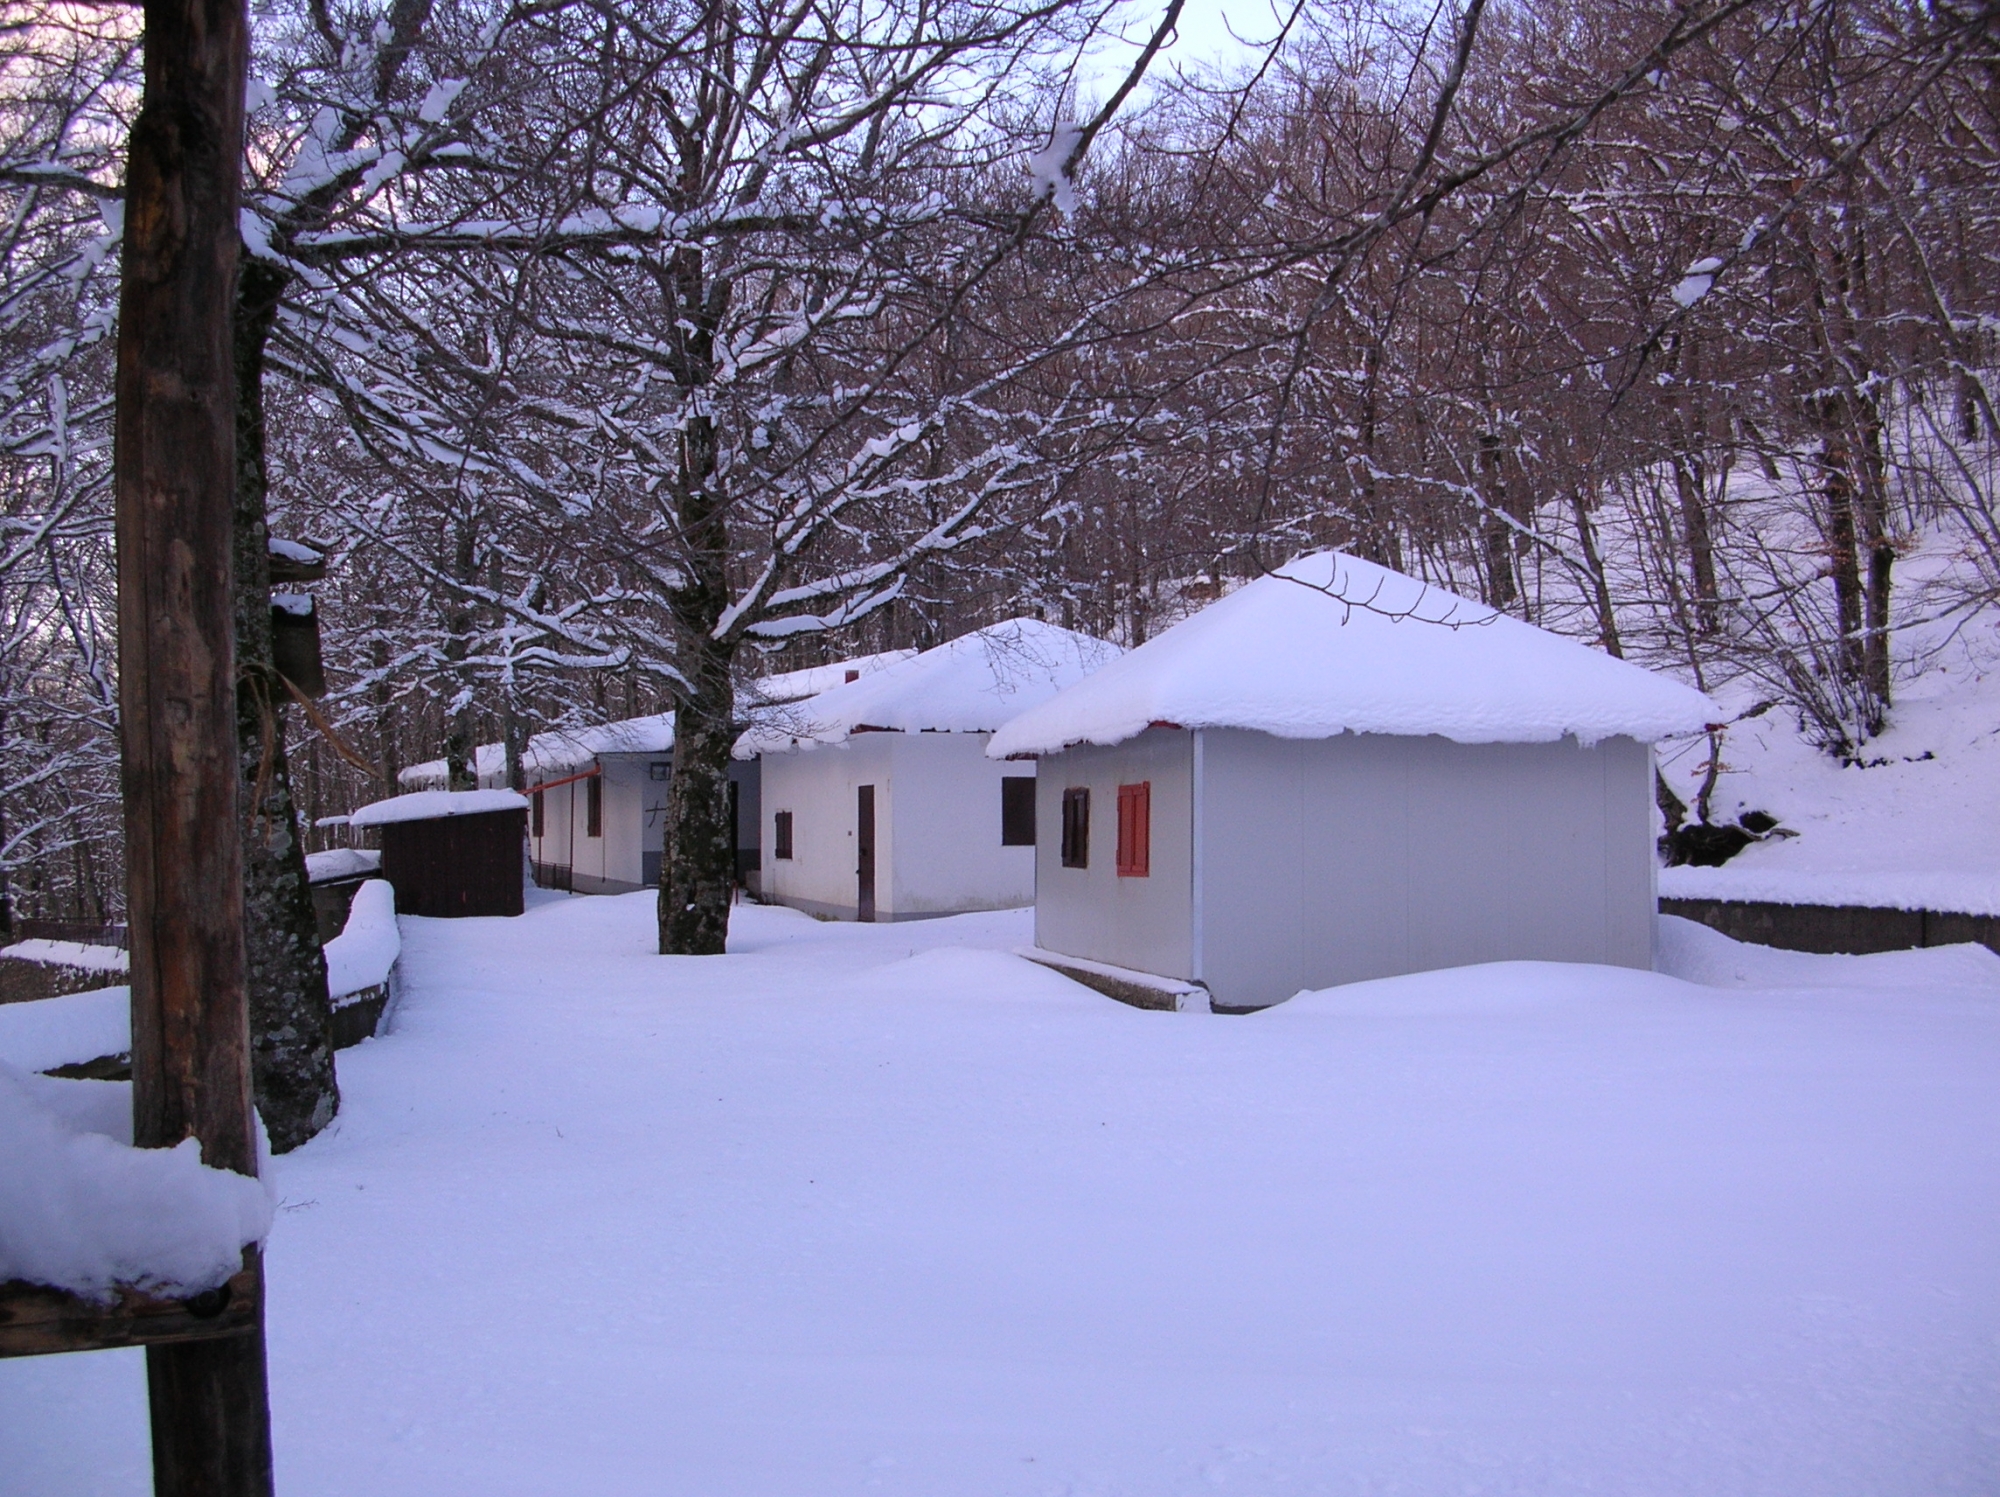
[
  {"xmin": 1197, "ymin": 731, "xmax": 1657, "ymax": 1009},
  {"xmin": 1033, "ymin": 729, "xmax": 1193, "ymax": 979}
]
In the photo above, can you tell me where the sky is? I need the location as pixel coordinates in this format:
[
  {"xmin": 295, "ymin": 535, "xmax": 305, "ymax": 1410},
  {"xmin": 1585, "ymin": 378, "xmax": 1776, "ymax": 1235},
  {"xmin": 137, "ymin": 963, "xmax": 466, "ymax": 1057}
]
[{"xmin": 1075, "ymin": 0, "xmax": 1284, "ymax": 104}]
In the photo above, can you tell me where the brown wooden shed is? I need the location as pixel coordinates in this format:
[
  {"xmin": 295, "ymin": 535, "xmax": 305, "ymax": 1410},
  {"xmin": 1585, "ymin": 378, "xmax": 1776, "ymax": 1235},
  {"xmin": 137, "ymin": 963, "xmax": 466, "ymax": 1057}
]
[{"xmin": 348, "ymin": 790, "xmax": 529, "ymax": 918}]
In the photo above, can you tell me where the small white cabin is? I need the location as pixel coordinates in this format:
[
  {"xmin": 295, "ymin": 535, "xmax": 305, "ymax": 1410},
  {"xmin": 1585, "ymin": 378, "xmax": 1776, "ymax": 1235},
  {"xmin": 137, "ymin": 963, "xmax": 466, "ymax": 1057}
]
[
  {"xmin": 399, "ymin": 651, "xmax": 914, "ymax": 895},
  {"xmin": 987, "ymin": 553, "xmax": 1716, "ymax": 1011},
  {"xmin": 523, "ymin": 714, "xmax": 682, "ymax": 894},
  {"xmin": 745, "ymin": 620, "xmax": 1118, "ymax": 922}
]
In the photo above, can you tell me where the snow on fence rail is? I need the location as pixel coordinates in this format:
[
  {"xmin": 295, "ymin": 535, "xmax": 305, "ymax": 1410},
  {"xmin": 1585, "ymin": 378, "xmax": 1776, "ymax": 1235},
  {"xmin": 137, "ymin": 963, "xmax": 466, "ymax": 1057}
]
[
  {"xmin": 0, "ymin": 1062, "xmax": 272, "ymax": 1302},
  {"xmin": 324, "ymin": 879, "xmax": 399, "ymax": 1003}
]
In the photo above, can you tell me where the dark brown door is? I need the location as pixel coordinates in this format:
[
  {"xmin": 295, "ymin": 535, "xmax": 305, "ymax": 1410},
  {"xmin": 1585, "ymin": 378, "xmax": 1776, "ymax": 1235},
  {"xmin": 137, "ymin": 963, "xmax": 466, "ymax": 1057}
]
[{"xmin": 856, "ymin": 783, "xmax": 876, "ymax": 922}]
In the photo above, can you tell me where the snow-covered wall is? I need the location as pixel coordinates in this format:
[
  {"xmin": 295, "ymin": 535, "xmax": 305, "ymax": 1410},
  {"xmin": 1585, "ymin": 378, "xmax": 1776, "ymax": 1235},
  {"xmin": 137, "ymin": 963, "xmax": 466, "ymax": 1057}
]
[{"xmin": 324, "ymin": 879, "xmax": 399, "ymax": 1001}]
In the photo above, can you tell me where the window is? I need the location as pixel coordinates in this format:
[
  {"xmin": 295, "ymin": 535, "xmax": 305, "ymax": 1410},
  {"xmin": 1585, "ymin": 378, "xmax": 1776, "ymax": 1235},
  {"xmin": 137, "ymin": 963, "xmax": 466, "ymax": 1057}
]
[
  {"xmin": 1116, "ymin": 781, "xmax": 1150, "ymax": 878},
  {"xmin": 1001, "ymin": 776, "xmax": 1036, "ymax": 846},
  {"xmin": 531, "ymin": 789, "xmax": 545, "ymax": 838},
  {"xmin": 773, "ymin": 810, "xmax": 794, "ymax": 860},
  {"xmin": 585, "ymin": 774, "xmax": 602, "ymax": 838},
  {"xmin": 649, "ymin": 762, "xmax": 670, "ymax": 781},
  {"xmin": 1060, "ymin": 787, "xmax": 1089, "ymax": 868}
]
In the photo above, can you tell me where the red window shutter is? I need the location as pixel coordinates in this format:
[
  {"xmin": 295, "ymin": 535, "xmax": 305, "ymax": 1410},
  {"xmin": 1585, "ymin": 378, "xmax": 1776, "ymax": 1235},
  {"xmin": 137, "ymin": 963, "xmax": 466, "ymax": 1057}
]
[{"xmin": 1116, "ymin": 781, "xmax": 1149, "ymax": 877}]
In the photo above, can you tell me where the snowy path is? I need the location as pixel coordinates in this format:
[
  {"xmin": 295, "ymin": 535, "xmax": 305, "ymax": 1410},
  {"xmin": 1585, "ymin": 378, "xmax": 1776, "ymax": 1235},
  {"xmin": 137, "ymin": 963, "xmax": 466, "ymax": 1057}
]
[{"xmin": 6, "ymin": 894, "xmax": 1999, "ymax": 1494}]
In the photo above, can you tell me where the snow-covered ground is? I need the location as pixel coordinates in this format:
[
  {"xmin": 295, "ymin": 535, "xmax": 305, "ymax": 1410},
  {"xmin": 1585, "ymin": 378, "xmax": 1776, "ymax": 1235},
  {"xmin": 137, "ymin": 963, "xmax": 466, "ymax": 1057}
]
[
  {"xmin": 1659, "ymin": 621, "xmax": 2000, "ymax": 914},
  {"xmin": 5, "ymin": 893, "xmax": 1997, "ymax": 1494}
]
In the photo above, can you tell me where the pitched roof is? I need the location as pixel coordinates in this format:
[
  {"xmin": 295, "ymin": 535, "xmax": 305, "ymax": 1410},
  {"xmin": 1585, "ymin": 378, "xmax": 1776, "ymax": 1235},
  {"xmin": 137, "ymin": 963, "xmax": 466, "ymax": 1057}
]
[
  {"xmin": 349, "ymin": 789, "xmax": 529, "ymax": 828},
  {"xmin": 743, "ymin": 619, "xmax": 1120, "ymax": 752},
  {"xmin": 987, "ymin": 552, "xmax": 1717, "ymax": 757},
  {"xmin": 740, "ymin": 649, "xmax": 918, "ymax": 707},
  {"xmin": 395, "ymin": 651, "xmax": 914, "ymax": 788}
]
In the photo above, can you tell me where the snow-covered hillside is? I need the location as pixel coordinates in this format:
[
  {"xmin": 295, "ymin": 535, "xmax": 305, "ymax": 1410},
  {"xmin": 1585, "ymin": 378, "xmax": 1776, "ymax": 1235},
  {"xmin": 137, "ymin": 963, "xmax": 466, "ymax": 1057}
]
[
  {"xmin": 5, "ymin": 894, "xmax": 1994, "ymax": 1495},
  {"xmin": 1660, "ymin": 636, "xmax": 2000, "ymax": 912},
  {"xmin": 1653, "ymin": 530, "xmax": 2000, "ymax": 914}
]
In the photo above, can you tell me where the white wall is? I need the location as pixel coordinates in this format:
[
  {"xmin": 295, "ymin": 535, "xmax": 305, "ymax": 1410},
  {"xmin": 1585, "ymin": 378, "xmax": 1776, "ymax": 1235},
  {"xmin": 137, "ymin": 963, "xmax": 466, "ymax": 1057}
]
[
  {"xmin": 1032, "ymin": 728, "xmax": 1195, "ymax": 978},
  {"xmin": 1196, "ymin": 729, "xmax": 1657, "ymax": 1009},
  {"xmin": 529, "ymin": 755, "xmax": 667, "ymax": 894},
  {"xmin": 531, "ymin": 779, "xmax": 576, "ymax": 874},
  {"xmin": 885, "ymin": 734, "xmax": 1034, "ymax": 917},
  {"xmin": 759, "ymin": 732, "xmax": 1035, "ymax": 920},
  {"xmin": 761, "ymin": 733, "xmax": 896, "ymax": 919}
]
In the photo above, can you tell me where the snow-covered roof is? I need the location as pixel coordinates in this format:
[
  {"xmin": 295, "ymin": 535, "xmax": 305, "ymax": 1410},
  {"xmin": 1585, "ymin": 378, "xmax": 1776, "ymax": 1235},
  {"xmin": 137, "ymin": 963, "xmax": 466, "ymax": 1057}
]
[
  {"xmin": 396, "ymin": 653, "xmax": 911, "ymax": 789},
  {"xmin": 744, "ymin": 619, "xmax": 1120, "ymax": 752},
  {"xmin": 349, "ymin": 789, "xmax": 529, "ymax": 828},
  {"xmin": 742, "ymin": 649, "xmax": 917, "ymax": 707},
  {"xmin": 305, "ymin": 848, "xmax": 382, "ymax": 884},
  {"xmin": 523, "ymin": 713, "xmax": 677, "ymax": 778},
  {"xmin": 987, "ymin": 552, "xmax": 1717, "ymax": 758},
  {"xmin": 398, "ymin": 743, "xmax": 508, "ymax": 791}
]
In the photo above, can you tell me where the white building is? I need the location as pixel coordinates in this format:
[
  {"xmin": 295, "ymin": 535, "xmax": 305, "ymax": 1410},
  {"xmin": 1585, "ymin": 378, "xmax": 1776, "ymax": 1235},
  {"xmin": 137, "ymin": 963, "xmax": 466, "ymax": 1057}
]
[
  {"xmin": 987, "ymin": 552, "xmax": 1717, "ymax": 1011},
  {"xmin": 398, "ymin": 651, "xmax": 913, "ymax": 896},
  {"xmin": 746, "ymin": 619, "xmax": 1119, "ymax": 922}
]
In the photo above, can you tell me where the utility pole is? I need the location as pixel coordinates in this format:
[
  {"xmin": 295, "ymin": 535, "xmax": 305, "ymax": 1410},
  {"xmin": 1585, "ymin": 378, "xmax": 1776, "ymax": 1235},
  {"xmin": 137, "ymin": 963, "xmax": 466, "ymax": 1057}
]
[{"xmin": 114, "ymin": 0, "xmax": 275, "ymax": 1485}]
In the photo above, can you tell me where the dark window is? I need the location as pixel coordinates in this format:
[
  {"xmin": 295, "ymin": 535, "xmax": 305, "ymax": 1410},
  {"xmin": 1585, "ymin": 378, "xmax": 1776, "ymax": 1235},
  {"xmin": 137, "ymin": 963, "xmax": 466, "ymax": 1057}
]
[
  {"xmin": 1116, "ymin": 781, "xmax": 1150, "ymax": 878},
  {"xmin": 649, "ymin": 762, "xmax": 670, "ymax": 781},
  {"xmin": 1060, "ymin": 787, "xmax": 1089, "ymax": 869},
  {"xmin": 585, "ymin": 774, "xmax": 602, "ymax": 838},
  {"xmin": 774, "ymin": 810, "xmax": 794, "ymax": 860},
  {"xmin": 1001, "ymin": 777, "xmax": 1036, "ymax": 846},
  {"xmin": 532, "ymin": 789, "xmax": 545, "ymax": 838}
]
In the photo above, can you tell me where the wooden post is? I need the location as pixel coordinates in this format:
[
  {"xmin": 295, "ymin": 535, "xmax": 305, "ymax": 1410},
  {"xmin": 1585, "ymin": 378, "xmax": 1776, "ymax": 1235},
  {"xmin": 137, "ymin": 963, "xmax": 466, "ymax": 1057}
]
[{"xmin": 114, "ymin": 0, "xmax": 274, "ymax": 1488}]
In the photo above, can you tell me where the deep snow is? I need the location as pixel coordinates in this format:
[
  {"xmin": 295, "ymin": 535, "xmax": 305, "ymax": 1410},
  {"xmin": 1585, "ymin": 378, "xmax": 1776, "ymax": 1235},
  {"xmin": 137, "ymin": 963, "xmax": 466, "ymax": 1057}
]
[{"xmin": 4, "ymin": 895, "xmax": 1995, "ymax": 1494}]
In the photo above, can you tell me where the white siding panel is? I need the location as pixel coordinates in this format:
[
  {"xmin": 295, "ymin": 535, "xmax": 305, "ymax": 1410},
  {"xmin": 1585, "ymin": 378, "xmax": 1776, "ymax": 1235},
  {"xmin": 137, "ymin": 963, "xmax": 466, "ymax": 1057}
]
[{"xmin": 885, "ymin": 734, "xmax": 1033, "ymax": 916}]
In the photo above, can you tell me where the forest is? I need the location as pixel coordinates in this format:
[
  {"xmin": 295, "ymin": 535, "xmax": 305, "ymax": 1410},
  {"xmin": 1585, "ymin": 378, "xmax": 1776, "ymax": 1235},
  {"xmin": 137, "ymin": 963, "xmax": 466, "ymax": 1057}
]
[{"xmin": 3, "ymin": 0, "xmax": 1996, "ymax": 940}]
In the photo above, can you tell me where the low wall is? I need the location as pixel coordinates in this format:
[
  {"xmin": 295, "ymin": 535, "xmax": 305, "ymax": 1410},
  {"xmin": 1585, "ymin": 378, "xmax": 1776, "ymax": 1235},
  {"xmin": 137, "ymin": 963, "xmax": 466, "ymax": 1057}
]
[
  {"xmin": 330, "ymin": 986, "xmax": 388, "ymax": 1049},
  {"xmin": 1661, "ymin": 898, "xmax": 2000, "ymax": 958}
]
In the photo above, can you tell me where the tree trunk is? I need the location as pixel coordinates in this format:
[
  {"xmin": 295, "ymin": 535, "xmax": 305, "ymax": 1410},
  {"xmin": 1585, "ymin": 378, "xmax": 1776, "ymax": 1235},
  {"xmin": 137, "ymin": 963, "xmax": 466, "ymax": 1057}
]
[
  {"xmin": 1569, "ymin": 487, "xmax": 1622, "ymax": 658},
  {"xmin": 443, "ymin": 521, "xmax": 479, "ymax": 789},
  {"xmin": 1853, "ymin": 391, "xmax": 1893, "ymax": 727},
  {"xmin": 371, "ymin": 635, "xmax": 400, "ymax": 786},
  {"xmin": 1669, "ymin": 450, "xmax": 1719, "ymax": 633},
  {"xmin": 658, "ymin": 401, "xmax": 737, "ymax": 955},
  {"xmin": 114, "ymin": 0, "xmax": 274, "ymax": 1481},
  {"xmin": 660, "ymin": 639, "xmax": 736, "ymax": 954},
  {"xmin": 1818, "ymin": 415, "xmax": 1868, "ymax": 697},
  {"xmin": 234, "ymin": 257, "xmax": 338, "ymax": 1153},
  {"xmin": 1477, "ymin": 429, "xmax": 1518, "ymax": 611}
]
